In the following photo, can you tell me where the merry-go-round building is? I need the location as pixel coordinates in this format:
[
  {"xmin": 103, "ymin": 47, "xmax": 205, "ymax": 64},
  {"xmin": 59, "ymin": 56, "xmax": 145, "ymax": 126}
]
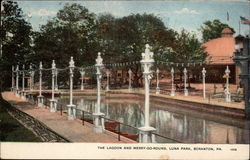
[{"xmin": 202, "ymin": 27, "xmax": 244, "ymax": 84}]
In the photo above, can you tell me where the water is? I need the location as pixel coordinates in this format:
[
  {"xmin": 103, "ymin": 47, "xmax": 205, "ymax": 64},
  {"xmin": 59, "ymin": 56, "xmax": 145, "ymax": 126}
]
[{"xmin": 58, "ymin": 95, "xmax": 249, "ymax": 144}]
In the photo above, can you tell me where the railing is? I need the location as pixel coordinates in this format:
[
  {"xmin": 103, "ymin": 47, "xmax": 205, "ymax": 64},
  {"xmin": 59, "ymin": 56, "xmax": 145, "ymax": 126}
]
[
  {"xmin": 101, "ymin": 116, "xmax": 139, "ymax": 142},
  {"xmin": 75, "ymin": 107, "xmax": 94, "ymax": 125},
  {"xmin": 24, "ymin": 94, "xmax": 185, "ymax": 143},
  {"xmin": 152, "ymin": 133, "xmax": 189, "ymax": 144}
]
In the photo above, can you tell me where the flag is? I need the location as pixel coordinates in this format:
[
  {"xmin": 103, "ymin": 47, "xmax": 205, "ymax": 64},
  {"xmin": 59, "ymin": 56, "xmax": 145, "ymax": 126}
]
[
  {"xmin": 240, "ymin": 16, "xmax": 250, "ymax": 25},
  {"xmin": 227, "ymin": 12, "xmax": 229, "ymax": 21}
]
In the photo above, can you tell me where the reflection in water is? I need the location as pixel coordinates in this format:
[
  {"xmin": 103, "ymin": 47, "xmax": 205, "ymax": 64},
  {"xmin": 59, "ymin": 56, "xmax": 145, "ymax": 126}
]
[{"xmin": 58, "ymin": 96, "xmax": 249, "ymax": 144}]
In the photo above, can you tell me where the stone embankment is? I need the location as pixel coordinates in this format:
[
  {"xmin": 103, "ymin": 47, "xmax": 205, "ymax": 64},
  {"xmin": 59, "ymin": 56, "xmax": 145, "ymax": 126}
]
[{"xmin": 1, "ymin": 97, "xmax": 68, "ymax": 142}]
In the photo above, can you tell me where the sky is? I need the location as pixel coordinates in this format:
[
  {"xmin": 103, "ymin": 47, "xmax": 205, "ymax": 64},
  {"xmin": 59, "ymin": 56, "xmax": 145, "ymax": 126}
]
[{"xmin": 17, "ymin": 0, "xmax": 250, "ymax": 39}]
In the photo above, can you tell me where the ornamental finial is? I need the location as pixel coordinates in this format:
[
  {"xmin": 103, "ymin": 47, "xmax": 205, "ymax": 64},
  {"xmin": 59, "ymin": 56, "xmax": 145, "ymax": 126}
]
[
  {"xmin": 96, "ymin": 52, "xmax": 103, "ymax": 66},
  {"xmin": 69, "ymin": 56, "xmax": 75, "ymax": 68},
  {"xmin": 52, "ymin": 60, "xmax": 56, "ymax": 69},
  {"xmin": 39, "ymin": 62, "xmax": 43, "ymax": 69}
]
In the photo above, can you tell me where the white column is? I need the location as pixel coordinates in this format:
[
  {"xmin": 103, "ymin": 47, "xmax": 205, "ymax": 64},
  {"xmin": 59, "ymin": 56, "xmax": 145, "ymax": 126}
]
[
  {"xmin": 29, "ymin": 65, "xmax": 34, "ymax": 91},
  {"xmin": 11, "ymin": 66, "xmax": 15, "ymax": 92},
  {"xmin": 31, "ymin": 68, "xmax": 34, "ymax": 91},
  {"xmin": 128, "ymin": 68, "xmax": 132, "ymax": 91},
  {"xmin": 139, "ymin": 44, "xmax": 156, "ymax": 143},
  {"xmin": 52, "ymin": 61, "xmax": 55, "ymax": 101},
  {"xmin": 21, "ymin": 65, "xmax": 26, "ymax": 99},
  {"xmin": 27, "ymin": 65, "xmax": 34, "ymax": 102},
  {"xmin": 93, "ymin": 52, "xmax": 105, "ymax": 133},
  {"xmin": 22, "ymin": 65, "xmax": 25, "ymax": 92},
  {"xmin": 29, "ymin": 65, "xmax": 32, "ymax": 91},
  {"xmin": 67, "ymin": 57, "xmax": 76, "ymax": 120},
  {"xmin": 15, "ymin": 65, "xmax": 19, "ymax": 97},
  {"xmin": 156, "ymin": 68, "xmax": 160, "ymax": 94},
  {"xmin": 50, "ymin": 60, "xmax": 57, "ymax": 112},
  {"xmin": 80, "ymin": 69, "xmax": 85, "ymax": 91},
  {"xmin": 97, "ymin": 60, "xmax": 101, "ymax": 114},
  {"xmin": 183, "ymin": 67, "xmax": 188, "ymax": 96},
  {"xmin": 69, "ymin": 58, "xmax": 74, "ymax": 106},
  {"xmin": 106, "ymin": 70, "xmax": 110, "ymax": 91},
  {"xmin": 55, "ymin": 69, "xmax": 58, "ymax": 91},
  {"xmin": 202, "ymin": 68, "xmax": 206, "ymax": 99},
  {"xmin": 38, "ymin": 62, "xmax": 44, "ymax": 107},
  {"xmin": 170, "ymin": 67, "xmax": 175, "ymax": 96},
  {"xmin": 225, "ymin": 65, "xmax": 231, "ymax": 102},
  {"xmin": 145, "ymin": 72, "xmax": 150, "ymax": 127}
]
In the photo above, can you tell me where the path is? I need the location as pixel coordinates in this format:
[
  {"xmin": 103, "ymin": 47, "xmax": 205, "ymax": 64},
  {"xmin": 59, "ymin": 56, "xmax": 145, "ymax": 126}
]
[
  {"xmin": 113, "ymin": 89, "xmax": 244, "ymax": 110},
  {"xmin": 2, "ymin": 92, "xmax": 135, "ymax": 143}
]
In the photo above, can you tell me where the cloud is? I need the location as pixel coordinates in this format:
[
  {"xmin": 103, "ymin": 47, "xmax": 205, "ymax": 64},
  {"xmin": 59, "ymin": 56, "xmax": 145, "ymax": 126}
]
[
  {"xmin": 174, "ymin": 8, "xmax": 199, "ymax": 15},
  {"xmin": 32, "ymin": 9, "xmax": 57, "ymax": 17}
]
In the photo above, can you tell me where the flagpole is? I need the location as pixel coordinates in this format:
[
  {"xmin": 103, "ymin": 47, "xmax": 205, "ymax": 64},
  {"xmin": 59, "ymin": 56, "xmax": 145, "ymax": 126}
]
[
  {"xmin": 239, "ymin": 21, "xmax": 241, "ymax": 35},
  {"xmin": 247, "ymin": 18, "xmax": 250, "ymax": 36}
]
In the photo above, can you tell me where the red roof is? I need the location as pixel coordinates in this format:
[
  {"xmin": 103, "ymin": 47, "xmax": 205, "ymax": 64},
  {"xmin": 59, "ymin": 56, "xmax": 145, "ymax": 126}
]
[
  {"xmin": 221, "ymin": 28, "xmax": 234, "ymax": 35},
  {"xmin": 203, "ymin": 28, "xmax": 235, "ymax": 65}
]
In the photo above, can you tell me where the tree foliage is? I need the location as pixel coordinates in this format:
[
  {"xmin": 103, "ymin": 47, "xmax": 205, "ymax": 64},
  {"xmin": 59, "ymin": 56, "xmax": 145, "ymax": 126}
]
[
  {"xmin": 0, "ymin": 1, "xmax": 32, "ymax": 90},
  {"xmin": 1, "ymin": 2, "xmax": 208, "ymax": 89},
  {"xmin": 96, "ymin": 13, "xmax": 178, "ymax": 86},
  {"xmin": 33, "ymin": 3, "xmax": 98, "ymax": 68},
  {"xmin": 169, "ymin": 29, "xmax": 208, "ymax": 85},
  {"xmin": 199, "ymin": 19, "xmax": 235, "ymax": 42},
  {"xmin": 32, "ymin": 4, "xmax": 101, "ymax": 87},
  {"xmin": 171, "ymin": 29, "xmax": 207, "ymax": 64}
]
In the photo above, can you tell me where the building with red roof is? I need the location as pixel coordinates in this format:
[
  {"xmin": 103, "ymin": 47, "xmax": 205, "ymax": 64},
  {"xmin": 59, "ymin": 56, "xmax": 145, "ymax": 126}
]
[{"xmin": 202, "ymin": 28, "xmax": 243, "ymax": 84}]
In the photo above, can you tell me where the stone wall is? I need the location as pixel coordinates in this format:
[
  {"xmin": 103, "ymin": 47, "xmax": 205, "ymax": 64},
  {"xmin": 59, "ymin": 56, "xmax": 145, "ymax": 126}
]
[{"xmin": 2, "ymin": 98, "xmax": 69, "ymax": 142}]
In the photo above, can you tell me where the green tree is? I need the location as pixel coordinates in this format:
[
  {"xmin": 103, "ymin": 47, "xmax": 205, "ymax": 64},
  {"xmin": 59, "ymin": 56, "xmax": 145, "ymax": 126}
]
[
  {"xmin": 170, "ymin": 29, "xmax": 208, "ymax": 86},
  {"xmin": 0, "ymin": 1, "xmax": 32, "ymax": 90},
  {"xmin": 97, "ymin": 13, "xmax": 177, "ymax": 87},
  {"xmin": 96, "ymin": 13, "xmax": 117, "ymax": 64},
  {"xmin": 33, "ymin": 3, "xmax": 99, "ymax": 87},
  {"xmin": 34, "ymin": 3, "xmax": 98, "ymax": 67},
  {"xmin": 199, "ymin": 19, "xmax": 235, "ymax": 42}
]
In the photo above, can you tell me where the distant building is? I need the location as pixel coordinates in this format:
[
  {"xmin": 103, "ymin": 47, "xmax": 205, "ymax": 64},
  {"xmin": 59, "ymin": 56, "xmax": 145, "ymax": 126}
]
[{"xmin": 202, "ymin": 28, "xmax": 244, "ymax": 84}]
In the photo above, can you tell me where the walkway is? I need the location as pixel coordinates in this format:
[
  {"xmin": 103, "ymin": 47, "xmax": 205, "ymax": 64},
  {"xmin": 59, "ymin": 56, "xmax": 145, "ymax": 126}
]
[
  {"xmin": 26, "ymin": 88, "xmax": 244, "ymax": 110},
  {"xmin": 2, "ymin": 92, "xmax": 135, "ymax": 143},
  {"xmin": 112, "ymin": 89, "xmax": 244, "ymax": 110}
]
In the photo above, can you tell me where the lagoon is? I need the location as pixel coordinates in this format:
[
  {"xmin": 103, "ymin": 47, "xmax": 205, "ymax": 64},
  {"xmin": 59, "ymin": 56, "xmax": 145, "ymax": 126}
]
[{"xmin": 58, "ymin": 95, "xmax": 249, "ymax": 144}]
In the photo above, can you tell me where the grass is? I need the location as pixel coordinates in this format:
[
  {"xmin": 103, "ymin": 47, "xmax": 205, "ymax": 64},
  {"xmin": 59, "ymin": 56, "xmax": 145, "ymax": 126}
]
[{"xmin": 0, "ymin": 97, "xmax": 42, "ymax": 142}]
